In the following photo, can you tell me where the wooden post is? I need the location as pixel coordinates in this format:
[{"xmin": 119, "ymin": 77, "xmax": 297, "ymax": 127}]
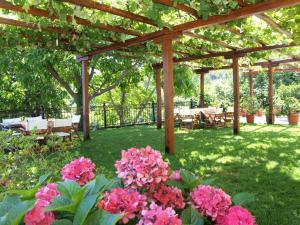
[
  {"xmin": 155, "ymin": 67, "xmax": 162, "ymax": 129},
  {"xmin": 268, "ymin": 62, "xmax": 274, "ymax": 125},
  {"xmin": 162, "ymin": 36, "xmax": 175, "ymax": 154},
  {"xmin": 232, "ymin": 54, "xmax": 240, "ymax": 135},
  {"xmin": 82, "ymin": 59, "xmax": 90, "ymax": 140},
  {"xmin": 249, "ymin": 74, "xmax": 254, "ymax": 96},
  {"xmin": 200, "ymin": 72, "xmax": 205, "ymax": 107}
]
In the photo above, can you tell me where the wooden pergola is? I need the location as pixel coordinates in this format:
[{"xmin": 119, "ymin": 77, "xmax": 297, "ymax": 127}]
[{"xmin": 1, "ymin": 0, "xmax": 300, "ymax": 154}]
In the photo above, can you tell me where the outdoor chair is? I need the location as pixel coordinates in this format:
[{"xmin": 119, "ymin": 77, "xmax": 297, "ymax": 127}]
[
  {"xmin": 51, "ymin": 118, "xmax": 72, "ymax": 141},
  {"xmin": 1, "ymin": 117, "xmax": 22, "ymax": 131},
  {"xmin": 25, "ymin": 116, "xmax": 43, "ymax": 122},
  {"xmin": 225, "ymin": 112, "xmax": 234, "ymax": 123},
  {"xmin": 71, "ymin": 114, "xmax": 81, "ymax": 140},
  {"xmin": 20, "ymin": 119, "xmax": 48, "ymax": 143},
  {"xmin": 178, "ymin": 109, "xmax": 199, "ymax": 129}
]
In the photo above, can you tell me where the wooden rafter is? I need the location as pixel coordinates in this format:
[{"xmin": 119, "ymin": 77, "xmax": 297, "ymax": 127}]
[
  {"xmin": 0, "ymin": 16, "xmax": 74, "ymax": 35},
  {"xmin": 256, "ymin": 14, "xmax": 293, "ymax": 38},
  {"xmin": 63, "ymin": 0, "xmax": 156, "ymax": 26},
  {"xmin": 153, "ymin": 0, "xmax": 198, "ymax": 18},
  {"xmin": 0, "ymin": 0, "xmax": 141, "ymax": 37},
  {"xmin": 184, "ymin": 31, "xmax": 238, "ymax": 50},
  {"xmin": 83, "ymin": 0, "xmax": 300, "ymax": 58},
  {"xmin": 245, "ymin": 68, "xmax": 300, "ymax": 75}
]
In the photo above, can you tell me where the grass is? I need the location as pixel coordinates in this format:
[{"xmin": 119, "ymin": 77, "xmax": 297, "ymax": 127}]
[{"xmin": 79, "ymin": 124, "xmax": 300, "ymax": 225}]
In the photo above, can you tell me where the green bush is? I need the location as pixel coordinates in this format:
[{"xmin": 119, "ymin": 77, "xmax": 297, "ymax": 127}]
[
  {"xmin": 240, "ymin": 96, "xmax": 260, "ymax": 115},
  {"xmin": 277, "ymin": 84, "xmax": 300, "ymax": 115},
  {"xmin": 0, "ymin": 131, "xmax": 79, "ymax": 192}
]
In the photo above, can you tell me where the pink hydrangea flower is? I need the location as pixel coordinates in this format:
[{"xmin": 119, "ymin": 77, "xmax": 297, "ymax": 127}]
[
  {"xmin": 61, "ymin": 157, "xmax": 96, "ymax": 186},
  {"xmin": 115, "ymin": 146, "xmax": 170, "ymax": 188},
  {"xmin": 190, "ymin": 185, "xmax": 231, "ymax": 221},
  {"xmin": 24, "ymin": 200, "xmax": 55, "ymax": 225},
  {"xmin": 98, "ymin": 188, "xmax": 147, "ymax": 224},
  {"xmin": 169, "ymin": 170, "xmax": 181, "ymax": 181},
  {"xmin": 137, "ymin": 202, "xmax": 182, "ymax": 225},
  {"xmin": 152, "ymin": 185, "xmax": 185, "ymax": 209},
  {"xmin": 216, "ymin": 206, "xmax": 257, "ymax": 225},
  {"xmin": 35, "ymin": 183, "xmax": 60, "ymax": 203}
]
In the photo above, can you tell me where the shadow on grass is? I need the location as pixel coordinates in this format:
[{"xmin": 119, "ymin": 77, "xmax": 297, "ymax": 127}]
[{"xmin": 80, "ymin": 124, "xmax": 300, "ymax": 225}]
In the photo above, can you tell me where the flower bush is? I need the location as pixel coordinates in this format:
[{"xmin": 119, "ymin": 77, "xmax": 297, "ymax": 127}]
[{"xmin": 0, "ymin": 146, "xmax": 257, "ymax": 225}]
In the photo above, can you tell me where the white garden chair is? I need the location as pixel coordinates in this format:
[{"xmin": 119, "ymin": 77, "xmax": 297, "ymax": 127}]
[{"xmin": 51, "ymin": 118, "xmax": 73, "ymax": 141}]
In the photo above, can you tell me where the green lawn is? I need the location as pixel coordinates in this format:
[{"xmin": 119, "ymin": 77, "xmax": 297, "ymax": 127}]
[{"xmin": 79, "ymin": 124, "xmax": 300, "ymax": 225}]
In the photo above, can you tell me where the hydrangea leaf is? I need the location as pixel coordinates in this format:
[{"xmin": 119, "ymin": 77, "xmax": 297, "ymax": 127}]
[
  {"xmin": 232, "ymin": 192, "xmax": 255, "ymax": 206},
  {"xmin": 86, "ymin": 209, "xmax": 123, "ymax": 225},
  {"xmin": 73, "ymin": 194, "xmax": 98, "ymax": 225},
  {"xmin": 181, "ymin": 206, "xmax": 204, "ymax": 225}
]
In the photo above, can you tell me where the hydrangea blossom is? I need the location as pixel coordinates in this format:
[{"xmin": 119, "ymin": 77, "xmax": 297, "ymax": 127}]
[
  {"xmin": 98, "ymin": 188, "xmax": 147, "ymax": 224},
  {"xmin": 190, "ymin": 185, "xmax": 231, "ymax": 221},
  {"xmin": 216, "ymin": 206, "xmax": 257, "ymax": 225},
  {"xmin": 61, "ymin": 157, "xmax": 96, "ymax": 186},
  {"xmin": 24, "ymin": 200, "xmax": 55, "ymax": 225},
  {"xmin": 115, "ymin": 146, "xmax": 170, "ymax": 188},
  {"xmin": 35, "ymin": 183, "xmax": 60, "ymax": 203},
  {"xmin": 169, "ymin": 170, "xmax": 181, "ymax": 181},
  {"xmin": 152, "ymin": 185, "xmax": 185, "ymax": 209},
  {"xmin": 25, "ymin": 183, "xmax": 60, "ymax": 225},
  {"xmin": 138, "ymin": 202, "xmax": 182, "ymax": 225}
]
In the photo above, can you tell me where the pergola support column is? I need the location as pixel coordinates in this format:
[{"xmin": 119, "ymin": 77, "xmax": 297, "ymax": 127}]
[
  {"xmin": 162, "ymin": 36, "xmax": 175, "ymax": 154},
  {"xmin": 268, "ymin": 62, "xmax": 274, "ymax": 125},
  {"xmin": 82, "ymin": 59, "xmax": 90, "ymax": 140},
  {"xmin": 155, "ymin": 67, "xmax": 162, "ymax": 129},
  {"xmin": 249, "ymin": 74, "xmax": 254, "ymax": 96},
  {"xmin": 200, "ymin": 72, "xmax": 205, "ymax": 107},
  {"xmin": 232, "ymin": 54, "xmax": 240, "ymax": 135}
]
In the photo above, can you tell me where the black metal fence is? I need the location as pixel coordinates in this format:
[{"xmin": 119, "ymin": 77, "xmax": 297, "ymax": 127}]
[{"xmin": 0, "ymin": 100, "xmax": 198, "ymax": 130}]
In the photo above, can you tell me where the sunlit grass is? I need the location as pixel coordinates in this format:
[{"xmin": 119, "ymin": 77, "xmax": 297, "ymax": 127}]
[{"xmin": 80, "ymin": 124, "xmax": 300, "ymax": 225}]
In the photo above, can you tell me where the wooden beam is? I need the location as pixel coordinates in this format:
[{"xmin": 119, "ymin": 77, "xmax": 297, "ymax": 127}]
[
  {"xmin": 0, "ymin": 16, "xmax": 73, "ymax": 34},
  {"xmin": 162, "ymin": 44, "xmax": 296, "ymax": 65},
  {"xmin": 63, "ymin": 0, "xmax": 156, "ymax": 26},
  {"xmin": 245, "ymin": 67, "xmax": 300, "ymax": 75},
  {"xmin": 184, "ymin": 31, "xmax": 238, "ymax": 50},
  {"xmin": 0, "ymin": 0, "xmax": 141, "ymax": 37},
  {"xmin": 256, "ymin": 14, "xmax": 293, "ymax": 39},
  {"xmin": 155, "ymin": 67, "xmax": 162, "ymax": 129},
  {"xmin": 233, "ymin": 54, "xmax": 240, "ymax": 135},
  {"xmin": 153, "ymin": 0, "xmax": 199, "ymax": 18},
  {"xmin": 82, "ymin": 59, "xmax": 90, "ymax": 140},
  {"xmin": 162, "ymin": 36, "xmax": 175, "ymax": 154},
  {"xmin": 84, "ymin": 0, "xmax": 300, "ymax": 58},
  {"xmin": 267, "ymin": 62, "xmax": 274, "ymax": 124},
  {"xmin": 199, "ymin": 72, "xmax": 205, "ymax": 107}
]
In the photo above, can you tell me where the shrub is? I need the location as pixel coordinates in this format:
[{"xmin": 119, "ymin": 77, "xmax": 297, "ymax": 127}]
[
  {"xmin": 240, "ymin": 96, "xmax": 260, "ymax": 115},
  {"xmin": 0, "ymin": 131, "xmax": 79, "ymax": 192},
  {"xmin": 0, "ymin": 146, "xmax": 257, "ymax": 225}
]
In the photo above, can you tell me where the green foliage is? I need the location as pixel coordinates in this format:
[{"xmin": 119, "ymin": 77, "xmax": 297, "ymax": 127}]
[
  {"xmin": 277, "ymin": 84, "xmax": 300, "ymax": 114},
  {"xmin": 232, "ymin": 192, "xmax": 255, "ymax": 207},
  {"xmin": 240, "ymin": 96, "xmax": 260, "ymax": 115},
  {"xmin": 181, "ymin": 206, "xmax": 205, "ymax": 225},
  {"xmin": 0, "ymin": 132, "xmax": 79, "ymax": 192}
]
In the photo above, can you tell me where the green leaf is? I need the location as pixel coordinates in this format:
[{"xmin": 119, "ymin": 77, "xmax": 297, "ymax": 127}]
[
  {"xmin": 1, "ymin": 188, "xmax": 38, "ymax": 200},
  {"xmin": 202, "ymin": 178, "xmax": 216, "ymax": 185},
  {"xmin": 57, "ymin": 180, "xmax": 82, "ymax": 199},
  {"xmin": 181, "ymin": 206, "xmax": 204, "ymax": 225},
  {"xmin": 73, "ymin": 194, "xmax": 98, "ymax": 225},
  {"xmin": 86, "ymin": 209, "xmax": 123, "ymax": 225},
  {"xmin": 52, "ymin": 219, "xmax": 73, "ymax": 225},
  {"xmin": 232, "ymin": 192, "xmax": 255, "ymax": 206},
  {"xmin": 180, "ymin": 169, "xmax": 200, "ymax": 189},
  {"xmin": 0, "ymin": 195, "xmax": 35, "ymax": 225},
  {"xmin": 45, "ymin": 196, "xmax": 75, "ymax": 212},
  {"xmin": 37, "ymin": 173, "xmax": 51, "ymax": 186},
  {"xmin": 84, "ymin": 175, "xmax": 118, "ymax": 196}
]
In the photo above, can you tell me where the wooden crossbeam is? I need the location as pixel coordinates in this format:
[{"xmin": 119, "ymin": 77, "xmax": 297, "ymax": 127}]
[
  {"xmin": 184, "ymin": 31, "xmax": 238, "ymax": 50},
  {"xmin": 0, "ymin": 0, "xmax": 141, "ymax": 37},
  {"xmin": 256, "ymin": 14, "xmax": 293, "ymax": 38},
  {"xmin": 153, "ymin": 0, "xmax": 199, "ymax": 18},
  {"xmin": 0, "ymin": 16, "xmax": 74, "ymax": 34},
  {"xmin": 83, "ymin": 0, "xmax": 300, "ymax": 59},
  {"xmin": 245, "ymin": 68, "xmax": 300, "ymax": 75},
  {"xmin": 63, "ymin": 0, "xmax": 156, "ymax": 26}
]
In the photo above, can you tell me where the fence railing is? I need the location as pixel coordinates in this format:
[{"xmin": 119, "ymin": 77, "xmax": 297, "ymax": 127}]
[{"xmin": 0, "ymin": 100, "xmax": 198, "ymax": 130}]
